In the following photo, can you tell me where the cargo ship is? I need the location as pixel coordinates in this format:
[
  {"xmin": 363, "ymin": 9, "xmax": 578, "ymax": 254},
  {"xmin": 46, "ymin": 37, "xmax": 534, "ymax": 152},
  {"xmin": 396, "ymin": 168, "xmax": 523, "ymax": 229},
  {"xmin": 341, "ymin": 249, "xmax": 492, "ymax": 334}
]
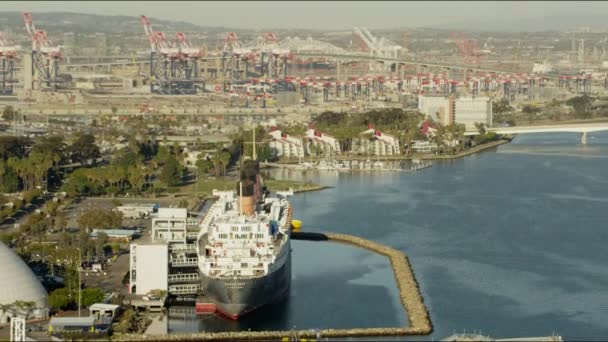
[{"xmin": 195, "ymin": 160, "xmax": 294, "ymax": 319}]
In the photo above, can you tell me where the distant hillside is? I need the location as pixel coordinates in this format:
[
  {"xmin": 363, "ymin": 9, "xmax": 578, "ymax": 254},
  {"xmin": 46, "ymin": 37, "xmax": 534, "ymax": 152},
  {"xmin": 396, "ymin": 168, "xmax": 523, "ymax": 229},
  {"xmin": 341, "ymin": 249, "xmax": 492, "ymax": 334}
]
[
  {"xmin": 0, "ymin": 11, "xmax": 206, "ymax": 34},
  {"xmin": 0, "ymin": 11, "xmax": 327, "ymax": 52}
]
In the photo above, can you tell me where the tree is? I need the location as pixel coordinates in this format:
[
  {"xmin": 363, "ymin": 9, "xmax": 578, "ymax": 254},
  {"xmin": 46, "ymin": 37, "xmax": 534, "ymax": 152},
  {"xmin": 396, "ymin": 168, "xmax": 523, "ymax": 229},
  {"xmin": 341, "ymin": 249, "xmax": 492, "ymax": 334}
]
[
  {"xmin": 219, "ymin": 151, "xmax": 231, "ymax": 176},
  {"xmin": 196, "ymin": 157, "xmax": 214, "ymax": 176},
  {"xmin": 53, "ymin": 212, "xmax": 68, "ymax": 232},
  {"xmin": 2, "ymin": 106, "xmax": 16, "ymax": 121},
  {"xmin": 94, "ymin": 231, "xmax": 108, "ymax": 259},
  {"xmin": 522, "ymin": 104, "xmax": 541, "ymax": 123},
  {"xmin": 49, "ymin": 287, "xmax": 73, "ymax": 311},
  {"xmin": 127, "ymin": 166, "xmax": 145, "ymax": 193},
  {"xmin": 492, "ymin": 98, "xmax": 513, "ymax": 115},
  {"xmin": 0, "ymin": 136, "xmax": 32, "ymax": 160},
  {"xmin": 78, "ymin": 209, "xmax": 123, "ymax": 232},
  {"xmin": 522, "ymin": 104, "xmax": 541, "ymax": 114},
  {"xmin": 81, "ymin": 288, "xmax": 105, "ymax": 307},
  {"xmin": 566, "ymin": 95, "xmax": 594, "ymax": 119},
  {"xmin": 0, "ymin": 161, "xmax": 18, "ymax": 193},
  {"xmin": 474, "ymin": 122, "xmax": 486, "ymax": 135},
  {"xmin": 154, "ymin": 145, "xmax": 171, "ymax": 167},
  {"xmin": 160, "ymin": 156, "xmax": 182, "ymax": 186},
  {"xmin": 70, "ymin": 133, "xmax": 101, "ymax": 165}
]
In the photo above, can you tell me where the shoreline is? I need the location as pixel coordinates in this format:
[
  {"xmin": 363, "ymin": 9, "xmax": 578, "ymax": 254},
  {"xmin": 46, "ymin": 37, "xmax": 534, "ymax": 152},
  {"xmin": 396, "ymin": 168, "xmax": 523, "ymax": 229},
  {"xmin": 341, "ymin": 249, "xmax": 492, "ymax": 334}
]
[
  {"xmin": 415, "ymin": 138, "xmax": 512, "ymax": 160},
  {"xmin": 292, "ymin": 185, "xmax": 332, "ymax": 193},
  {"xmin": 269, "ymin": 138, "xmax": 512, "ymax": 164}
]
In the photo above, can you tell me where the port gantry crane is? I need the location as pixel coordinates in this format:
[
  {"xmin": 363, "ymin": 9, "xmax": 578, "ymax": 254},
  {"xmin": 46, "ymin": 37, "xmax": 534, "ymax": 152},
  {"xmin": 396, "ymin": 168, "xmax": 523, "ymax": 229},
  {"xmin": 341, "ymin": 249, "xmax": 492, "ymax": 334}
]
[
  {"xmin": 173, "ymin": 31, "xmax": 204, "ymax": 93},
  {"xmin": 0, "ymin": 31, "xmax": 19, "ymax": 95},
  {"xmin": 140, "ymin": 15, "xmax": 203, "ymax": 94},
  {"xmin": 221, "ymin": 32, "xmax": 254, "ymax": 89},
  {"xmin": 258, "ymin": 32, "xmax": 291, "ymax": 80},
  {"xmin": 22, "ymin": 12, "xmax": 64, "ymax": 91}
]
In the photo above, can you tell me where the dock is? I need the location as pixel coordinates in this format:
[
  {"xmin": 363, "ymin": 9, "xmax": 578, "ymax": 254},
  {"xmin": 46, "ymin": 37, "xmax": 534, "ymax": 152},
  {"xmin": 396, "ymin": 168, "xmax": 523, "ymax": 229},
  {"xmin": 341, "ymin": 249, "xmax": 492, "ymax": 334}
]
[
  {"xmin": 123, "ymin": 295, "xmax": 166, "ymax": 313},
  {"xmin": 442, "ymin": 333, "xmax": 563, "ymax": 342}
]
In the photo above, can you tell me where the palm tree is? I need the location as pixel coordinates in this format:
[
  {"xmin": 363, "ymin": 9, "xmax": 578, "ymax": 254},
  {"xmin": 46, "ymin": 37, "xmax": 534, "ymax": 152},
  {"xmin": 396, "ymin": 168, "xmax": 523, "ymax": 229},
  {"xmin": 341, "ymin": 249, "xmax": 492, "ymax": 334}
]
[
  {"xmin": 8, "ymin": 157, "xmax": 26, "ymax": 191},
  {"xmin": 127, "ymin": 166, "xmax": 144, "ymax": 193},
  {"xmin": 474, "ymin": 122, "xmax": 486, "ymax": 136},
  {"xmin": 0, "ymin": 160, "xmax": 6, "ymax": 187},
  {"xmin": 211, "ymin": 152, "xmax": 222, "ymax": 177},
  {"xmin": 220, "ymin": 151, "xmax": 231, "ymax": 176}
]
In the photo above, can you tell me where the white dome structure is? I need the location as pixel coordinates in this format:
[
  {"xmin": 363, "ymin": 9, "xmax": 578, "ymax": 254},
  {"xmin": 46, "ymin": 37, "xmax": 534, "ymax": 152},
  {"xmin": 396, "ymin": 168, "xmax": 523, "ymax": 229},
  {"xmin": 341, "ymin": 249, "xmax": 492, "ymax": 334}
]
[{"xmin": 0, "ymin": 242, "xmax": 48, "ymax": 309}]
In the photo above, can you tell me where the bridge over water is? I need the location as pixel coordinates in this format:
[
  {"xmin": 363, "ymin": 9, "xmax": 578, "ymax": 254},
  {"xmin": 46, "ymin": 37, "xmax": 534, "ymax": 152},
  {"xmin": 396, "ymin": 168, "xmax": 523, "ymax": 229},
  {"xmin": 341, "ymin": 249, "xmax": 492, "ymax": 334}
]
[{"xmin": 465, "ymin": 122, "xmax": 608, "ymax": 144}]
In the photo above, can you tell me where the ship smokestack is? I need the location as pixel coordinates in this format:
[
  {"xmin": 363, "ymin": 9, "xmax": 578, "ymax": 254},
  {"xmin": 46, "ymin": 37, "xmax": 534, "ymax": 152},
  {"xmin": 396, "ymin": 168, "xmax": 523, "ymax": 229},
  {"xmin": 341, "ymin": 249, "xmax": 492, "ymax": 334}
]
[{"xmin": 237, "ymin": 160, "xmax": 261, "ymax": 216}]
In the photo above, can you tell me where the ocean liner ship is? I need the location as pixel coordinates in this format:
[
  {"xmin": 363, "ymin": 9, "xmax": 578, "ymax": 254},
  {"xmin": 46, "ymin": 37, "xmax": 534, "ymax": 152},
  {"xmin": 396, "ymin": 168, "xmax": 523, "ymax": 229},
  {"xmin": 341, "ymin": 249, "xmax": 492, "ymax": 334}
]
[{"xmin": 195, "ymin": 160, "xmax": 294, "ymax": 319}]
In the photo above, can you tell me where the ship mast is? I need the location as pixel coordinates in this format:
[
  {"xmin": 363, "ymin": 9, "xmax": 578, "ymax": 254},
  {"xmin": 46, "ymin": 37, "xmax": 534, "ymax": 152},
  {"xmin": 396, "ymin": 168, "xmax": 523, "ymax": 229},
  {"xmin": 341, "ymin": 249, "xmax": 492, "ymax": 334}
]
[
  {"xmin": 239, "ymin": 181, "xmax": 243, "ymax": 216},
  {"xmin": 252, "ymin": 128, "xmax": 257, "ymax": 160}
]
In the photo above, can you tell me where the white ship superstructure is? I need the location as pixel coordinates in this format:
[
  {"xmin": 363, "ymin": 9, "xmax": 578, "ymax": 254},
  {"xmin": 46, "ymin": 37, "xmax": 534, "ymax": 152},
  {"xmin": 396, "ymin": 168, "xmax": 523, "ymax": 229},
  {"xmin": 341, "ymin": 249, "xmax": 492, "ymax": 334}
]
[
  {"xmin": 195, "ymin": 160, "xmax": 294, "ymax": 319},
  {"xmin": 197, "ymin": 189, "xmax": 293, "ymax": 279}
]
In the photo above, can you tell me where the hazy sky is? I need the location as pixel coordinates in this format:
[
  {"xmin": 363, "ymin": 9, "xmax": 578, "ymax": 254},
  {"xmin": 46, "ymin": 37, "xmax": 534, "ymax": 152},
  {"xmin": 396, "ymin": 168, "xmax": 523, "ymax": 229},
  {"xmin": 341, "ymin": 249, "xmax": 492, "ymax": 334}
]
[{"xmin": 2, "ymin": 1, "xmax": 606, "ymax": 31}]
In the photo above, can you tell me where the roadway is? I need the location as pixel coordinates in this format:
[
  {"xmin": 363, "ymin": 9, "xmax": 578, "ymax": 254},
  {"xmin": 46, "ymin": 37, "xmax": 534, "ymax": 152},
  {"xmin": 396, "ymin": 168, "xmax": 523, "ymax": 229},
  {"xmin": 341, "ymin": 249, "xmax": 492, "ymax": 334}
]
[
  {"xmin": 15, "ymin": 51, "xmax": 540, "ymax": 79},
  {"xmin": 465, "ymin": 121, "xmax": 608, "ymax": 144}
]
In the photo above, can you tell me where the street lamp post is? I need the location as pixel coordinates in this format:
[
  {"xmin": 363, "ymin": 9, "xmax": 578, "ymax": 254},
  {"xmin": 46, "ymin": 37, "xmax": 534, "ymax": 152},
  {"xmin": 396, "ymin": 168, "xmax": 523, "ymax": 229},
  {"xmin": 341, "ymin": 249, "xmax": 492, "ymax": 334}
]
[{"xmin": 74, "ymin": 247, "xmax": 82, "ymax": 317}]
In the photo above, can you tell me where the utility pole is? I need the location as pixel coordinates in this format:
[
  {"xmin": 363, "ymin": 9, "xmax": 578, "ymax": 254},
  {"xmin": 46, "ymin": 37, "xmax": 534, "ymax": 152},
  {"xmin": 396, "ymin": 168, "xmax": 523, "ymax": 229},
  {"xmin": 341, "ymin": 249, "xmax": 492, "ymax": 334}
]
[{"xmin": 77, "ymin": 248, "xmax": 81, "ymax": 317}]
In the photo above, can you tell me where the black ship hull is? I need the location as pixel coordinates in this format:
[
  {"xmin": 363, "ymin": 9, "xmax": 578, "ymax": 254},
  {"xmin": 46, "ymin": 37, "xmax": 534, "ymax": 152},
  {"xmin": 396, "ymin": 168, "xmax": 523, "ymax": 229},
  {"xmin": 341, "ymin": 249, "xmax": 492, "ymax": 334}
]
[{"xmin": 196, "ymin": 248, "xmax": 291, "ymax": 319}]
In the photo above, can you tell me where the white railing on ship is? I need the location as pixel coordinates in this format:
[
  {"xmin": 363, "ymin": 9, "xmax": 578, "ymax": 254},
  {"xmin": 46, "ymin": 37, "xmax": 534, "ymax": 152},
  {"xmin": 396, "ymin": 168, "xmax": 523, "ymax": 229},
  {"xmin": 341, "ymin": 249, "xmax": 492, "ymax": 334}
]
[
  {"xmin": 169, "ymin": 244, "xmax": 196, "ymax": 252},
  {"xmin": 168, "ymin": 273, "xmax": 200, "ymax": 283},
  {"xmin": 170, "ymin": 257, "xmax": 198, "ymax": 267},
  {"xmin": 168, "ymin": 284, "xmax": 200, "ymax": 295}
]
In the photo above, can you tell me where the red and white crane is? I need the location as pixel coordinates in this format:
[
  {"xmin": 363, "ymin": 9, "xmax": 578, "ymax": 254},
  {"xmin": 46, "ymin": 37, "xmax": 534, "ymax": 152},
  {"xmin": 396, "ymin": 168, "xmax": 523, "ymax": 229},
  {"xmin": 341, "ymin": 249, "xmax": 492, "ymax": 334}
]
[
  {"xmin": 22, "ymin": 12, "xmax": 63, "ymax": 90},
  {"xmin": 140, "ymin": 15, "xmax": 177, "ymax": 57},
  {"xmin": 0, "ymin": 31, "xmax": 20, "ymax": 95},
  {"xmin": 22, "ymin": 12, "xmax": 61, "ymax": 57},
  {"xmin": 139, "ymin": 15, "xmax": 202, "ymax": 94},
  {"xmin": 0, "ymin": 31, "xmax": 19, "ymax": 58},
  {"xmin": 174, "ymin": 31, "xmax": 201, "ymax": 59}
]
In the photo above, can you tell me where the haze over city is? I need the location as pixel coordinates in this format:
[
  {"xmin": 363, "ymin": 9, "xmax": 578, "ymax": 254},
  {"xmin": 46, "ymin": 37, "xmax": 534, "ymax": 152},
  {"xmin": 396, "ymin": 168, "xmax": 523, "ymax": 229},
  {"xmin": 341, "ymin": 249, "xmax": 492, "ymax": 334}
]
[{"xmin": 2, "ymin": 1, "xmax": 608, "ymax": 31}]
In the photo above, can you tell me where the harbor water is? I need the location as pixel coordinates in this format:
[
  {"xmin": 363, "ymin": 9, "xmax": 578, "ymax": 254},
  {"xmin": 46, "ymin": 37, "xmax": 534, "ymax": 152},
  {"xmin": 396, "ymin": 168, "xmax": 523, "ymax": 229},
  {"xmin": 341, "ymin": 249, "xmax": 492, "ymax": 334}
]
[{"xmin": 170, "ymin": 132, "xmax": 608, "ymax": 341}]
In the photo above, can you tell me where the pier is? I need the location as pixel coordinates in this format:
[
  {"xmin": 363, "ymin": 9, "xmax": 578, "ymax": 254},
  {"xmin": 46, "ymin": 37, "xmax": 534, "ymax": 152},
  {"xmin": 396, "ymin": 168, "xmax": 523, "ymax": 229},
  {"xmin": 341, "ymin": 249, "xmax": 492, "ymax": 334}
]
[{"xmin": 117, "ymin": 232, "xmax": 432, "ymax": 340}]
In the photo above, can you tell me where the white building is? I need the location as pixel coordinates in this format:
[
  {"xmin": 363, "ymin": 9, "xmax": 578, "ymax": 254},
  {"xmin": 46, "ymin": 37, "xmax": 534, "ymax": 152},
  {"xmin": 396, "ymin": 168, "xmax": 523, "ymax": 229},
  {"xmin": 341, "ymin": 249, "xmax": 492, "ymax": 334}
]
[
  {"xmin": 304, "ymin": 128, "xmax": 341, "ymax": 155},
  {"xmin": 355, "ymin": 128, "xmax": 401, "ymax": 156},
  {"xmin": 0, "ymin": 242, "xmax": 49, "ymax": 323},
  {"xmin": 410, "ymin": 140, "xmax": 438, "ymax": 153},
  {"xmin": 418, "ymin": 95, "xmax": 450, "ymax": 123},
  {"xmin": 268, "ymin": 129, "xmax": 305, "ymax": 158},
  {"xmin": 453, "ymin": 96, "xmax": 492, "ymax": 131},
  {"xmin": 129, "ymin": 243, "xmax": 168, "ymax": 295},
  {"xmin": 151, "ymin": 208, "xmax": 189, "ymax": 243},
  {"xmin": 418, "ymin": 95, "xmax": 492, "ymax": 131},
  {"xmin": 130, "ymin": 206, "xmax": 200, "ymax": 297}
]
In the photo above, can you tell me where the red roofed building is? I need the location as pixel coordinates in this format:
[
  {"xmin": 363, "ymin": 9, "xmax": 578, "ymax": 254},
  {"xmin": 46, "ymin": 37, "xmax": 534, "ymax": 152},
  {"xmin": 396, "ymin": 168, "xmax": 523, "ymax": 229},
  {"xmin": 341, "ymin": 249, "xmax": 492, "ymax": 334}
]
[
  {"xmin": 356, "ymin": 127, "xmax": 401, "ymax": 156},
  {"xmin": 304, "ymin": 128, "xmax": 341, "ymax": 155},
  {"xmin": 268, "ymin": 129, "xmax": 305, "ymax": 158},
  {"xmin": 420, "ymin": 120, "xmax": 438, "ymax": 138}
]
